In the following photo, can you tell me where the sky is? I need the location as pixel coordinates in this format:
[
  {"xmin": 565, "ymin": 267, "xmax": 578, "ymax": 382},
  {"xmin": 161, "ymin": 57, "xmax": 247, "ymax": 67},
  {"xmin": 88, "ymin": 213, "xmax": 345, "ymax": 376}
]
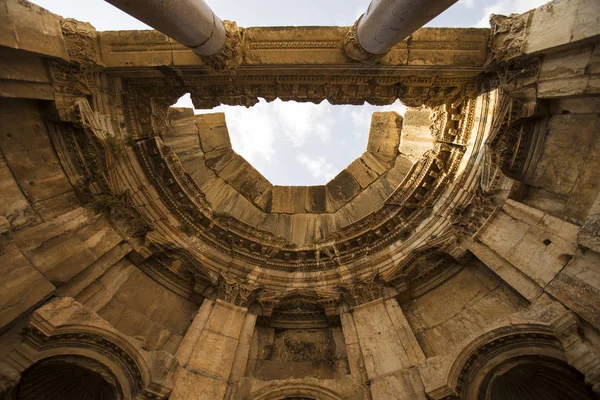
[{"xmin": 30, "ymin": 0, "xmax": 548, "ymax": 185}]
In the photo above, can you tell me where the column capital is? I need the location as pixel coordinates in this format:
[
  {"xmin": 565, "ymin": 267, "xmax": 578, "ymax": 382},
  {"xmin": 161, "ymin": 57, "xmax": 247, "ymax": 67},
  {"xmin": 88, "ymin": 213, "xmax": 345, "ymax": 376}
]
[{"xmin": 199, "ymin": 21, "xmax": 245, "ymax": 71}]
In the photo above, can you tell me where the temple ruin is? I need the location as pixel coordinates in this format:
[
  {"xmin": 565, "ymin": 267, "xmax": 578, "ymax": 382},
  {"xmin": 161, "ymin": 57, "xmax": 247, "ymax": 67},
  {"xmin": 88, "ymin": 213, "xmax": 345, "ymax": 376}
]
[{"xmin": 0, "ymin": 0, "xmax": 599, "ymax": 398}]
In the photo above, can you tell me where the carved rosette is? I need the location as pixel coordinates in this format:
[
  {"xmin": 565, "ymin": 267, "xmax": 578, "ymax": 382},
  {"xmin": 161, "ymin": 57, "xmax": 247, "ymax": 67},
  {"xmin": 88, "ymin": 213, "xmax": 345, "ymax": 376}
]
[
  {"xmin": 343, "ymin": 18, "xmax": 385, "ymax": 63},
  {"xmin": 199, "ymin": 21, "xmax": 245, "ymax": 71}
]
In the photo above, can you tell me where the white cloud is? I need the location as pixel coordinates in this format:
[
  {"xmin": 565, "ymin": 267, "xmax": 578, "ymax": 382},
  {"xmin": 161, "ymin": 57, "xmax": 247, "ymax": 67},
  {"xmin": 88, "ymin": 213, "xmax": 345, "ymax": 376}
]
[
  {"xmin": 475, "ymin": 0, "xmax": 549, "ymax": 27},
  {"xmin": 271, "ymin": 100, "xmax": 334, "ymax": 147},
  {"xmin": 296, "ymin": 154, "xmax": 338, "ymax": 181},
  {"xmin": 460, "ymin": 0, "xmax": 476, "ymax": 9},
  {"xmin": 172, "ymin": 95, "xmax": 408, "ymax": 185}
]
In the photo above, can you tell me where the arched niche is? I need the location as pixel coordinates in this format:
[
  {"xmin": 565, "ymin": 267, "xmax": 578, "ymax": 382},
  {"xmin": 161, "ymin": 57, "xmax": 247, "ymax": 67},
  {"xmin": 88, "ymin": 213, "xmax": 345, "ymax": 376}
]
[
  {"xmin": 251, "ymin": 383, "xmax": 344, "ymax": 400},
  {"xmin": 481, "ymin": 356, "xmax": 594, "ymax": 400},
  {"xmin": 3, "ymin": 298, "xmax": 175, "ymax": 400},
  {"xmin": 12, "ymin": 356, "xmax": 121, "ymax": 400},
  {"xmin": 445, "ymin": 324, "xmax": 596, "ymax": 400}
]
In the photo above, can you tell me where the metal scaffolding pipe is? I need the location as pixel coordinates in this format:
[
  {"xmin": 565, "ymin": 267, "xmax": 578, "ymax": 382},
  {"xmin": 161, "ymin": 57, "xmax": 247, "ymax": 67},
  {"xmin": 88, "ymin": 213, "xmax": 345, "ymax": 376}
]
[
  {"xmin": 105, "ymin": 0, "xmax": 226, "ymax": 56},
  {"xmin": 356, "ymin": 0, "xmax": 459, "ymax": 55}
]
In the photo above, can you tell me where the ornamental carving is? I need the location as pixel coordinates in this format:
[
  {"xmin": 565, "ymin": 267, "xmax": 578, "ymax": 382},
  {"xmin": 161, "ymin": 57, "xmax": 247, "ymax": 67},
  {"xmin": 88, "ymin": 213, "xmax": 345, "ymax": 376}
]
[
  {"xmin": 215, "ymin": 274, "xmax": 261, "ymax": 307},
  {"xmin": 339, "ymin": 275, "xmax": 388, "ymax": 307},
  {"xmin": 199, "ymin": 21, "xmax": 245, "ymax": 71},
  {"xmin": 450, "ymin": 190, "xmax": 496, "ymax": 237},
  {"xmin": 486, "ymin": 13, "xmax": 531, "ymax": 67},
  {"xmin": 129, "ymin": 95, "xmax": 476, "ymax": 271}
]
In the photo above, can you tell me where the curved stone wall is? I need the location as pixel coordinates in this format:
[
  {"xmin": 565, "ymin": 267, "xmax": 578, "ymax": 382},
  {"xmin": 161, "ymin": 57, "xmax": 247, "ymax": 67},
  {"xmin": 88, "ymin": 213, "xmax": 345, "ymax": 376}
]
[{"xmin": 0, "ymin": 0, "xmax": 599, "ymax": 399}]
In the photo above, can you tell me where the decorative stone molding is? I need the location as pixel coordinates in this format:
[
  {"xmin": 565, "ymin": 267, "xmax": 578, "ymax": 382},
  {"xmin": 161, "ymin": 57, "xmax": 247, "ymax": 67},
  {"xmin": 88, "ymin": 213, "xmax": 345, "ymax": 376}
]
[
  {"xmin": 339, "ymin": 275, "xmax": 388, "ymax": 307},
  {"xmin": 486, "ymin": 12, "xmax": 532, "ymax": 67},
  {"xmin": 48, "ymin": 97, "xmax": 115, "ymax": 195},
  {"xmin": 215, "ymin": 273, "xmax": 261, "ymax": 307},
  {"xmin": 450, "ymin": 190, "xmax": 497, "ymax": 237},
  {"xmin": 199, "ymin": 21, "xmax": 245, "ymax": 71},
  {"xmin": 551, "ymin": 312, "xmax": 600, "ymax": 392},
  {"xmin": 250, "ymin": 382, "xmax": 345, "ymax": 400},
  {"xmin": 386, "ymin": 246, "xmax": 463, "ymax": 298}
]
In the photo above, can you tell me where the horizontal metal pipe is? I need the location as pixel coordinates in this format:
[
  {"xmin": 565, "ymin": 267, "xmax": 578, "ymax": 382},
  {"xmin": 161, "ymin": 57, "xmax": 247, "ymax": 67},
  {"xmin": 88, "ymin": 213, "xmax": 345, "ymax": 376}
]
[
  {"xmin": 356, "ymin": 0, "xmax": 459, "ymax": 55},
  {"xmin": 105, "ymin": 0, "xmax": 226, "ymax": 56}
]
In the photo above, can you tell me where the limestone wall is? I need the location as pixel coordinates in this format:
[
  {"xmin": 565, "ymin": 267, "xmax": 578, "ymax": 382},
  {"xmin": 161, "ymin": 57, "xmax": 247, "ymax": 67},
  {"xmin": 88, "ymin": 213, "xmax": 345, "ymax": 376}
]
[
  {"xmin": 403, "ymin": 260, "xmax": 528, "ymax": 358},
  {"xmin": 0, "ymin": 0, "xmax": 600, "ymax": 398}
]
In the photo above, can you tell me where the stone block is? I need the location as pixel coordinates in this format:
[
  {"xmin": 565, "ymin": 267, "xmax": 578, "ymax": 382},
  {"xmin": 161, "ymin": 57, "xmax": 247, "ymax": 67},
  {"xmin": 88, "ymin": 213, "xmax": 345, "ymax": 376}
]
[
  {"xmin": 271, "ymin": 186, "xmax": 307, "ymax": 214},
  {"xmin": 98, "ymin": 30, "xmax": 173, "ymax": 68},
  {"xmin": 196, "ymin": 113, "xmax": 231, "ymax": 154},
  {"xmin": 0, "ymin": 98, "xmax": 72, "ymax": 203},
  {"xmin": 0, "ymin": 151, "xmax": 37, "ymax": 230},
  {"xmin": 346, "ymin": 157, "xmax": 381, "ymax": 189},
  {"xmin": 546, "ymin": 250, "xmax": 600, "ymax": 330},
  {"xmin": 218, "ymin": 154, "xmax": 271, "ymax": 209},
  {"xmin": 0, "ymin": 0, "xmax": 68, "ymax": 59},
  {"xmin": 188, "ymin": 330, "xmax": 238, "ymax": 379},
  {"xmin": 326, "ymin": 170, "xmax": 361, "ymax": 208},
  {"xmin": 0, "ymin": 244, "xmax": 55, "ymax": 330},
  {"xmin": 539, "ymin": 46, "xmax": 593, "ymax": 81},
  {"xmin": 170, "ymin": 367, "xmax": 228, "ymax": 400},
  {"xmin": 305, "ymin": 185, "xmax": 327, "ymax": 213},
  {"xmin": 369, "ymin": 369, "xmax": 428, "ymax": 400},
  {"xmin": 205, "ymin": 301, "xmax": 247, "ymax": 339},
  {"xmin": 32, "ymin": 191, "xmax": 80, "ymax": 221},
  {"xmin": 367, "ymin": 112, "xmax": 402, "ymax": 165},
  {"xmin": 525, "ymin": 0, "xmax": 600, "ymax": 54}
]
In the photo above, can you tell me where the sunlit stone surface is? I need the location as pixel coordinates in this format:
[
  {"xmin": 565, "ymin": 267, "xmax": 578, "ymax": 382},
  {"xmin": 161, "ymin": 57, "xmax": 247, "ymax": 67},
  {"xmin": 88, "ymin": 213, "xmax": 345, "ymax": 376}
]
[{"xmin": 0, "ymin": 0, "xmax": 599, "ymax": 399}]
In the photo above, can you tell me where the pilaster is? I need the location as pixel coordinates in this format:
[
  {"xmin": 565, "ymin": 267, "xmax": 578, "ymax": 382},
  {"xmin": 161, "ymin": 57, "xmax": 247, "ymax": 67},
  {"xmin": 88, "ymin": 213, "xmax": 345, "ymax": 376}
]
[
  {"xmin": 341, "ymin": 297, "xmax": 427, "ymax": 400},
  {"xmin": 171, "ymin": 298, "xmax": 257, "ymax": 400}
]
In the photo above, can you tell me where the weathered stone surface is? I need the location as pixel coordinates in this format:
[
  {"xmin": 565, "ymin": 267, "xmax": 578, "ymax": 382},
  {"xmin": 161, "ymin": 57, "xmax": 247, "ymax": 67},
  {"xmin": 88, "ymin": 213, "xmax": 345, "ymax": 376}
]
[
  {"xmin": 0, "ymin": 0, "xmax": 68, "ymax": 59},
  {"xmin": 1, "ymin": 1, "xmax": 600, "ymax": 398},
  {"xmin": 367, "ymin": 112, "xmax": 402, "ymax": 165},
  {"xmin": 0, "ymin": 98, "xmax": 73, "ymax": 204},
  {"xmin": 525, "ymin": 0, "xmax": 600, "ymax": 55},
  {"xmin": 528, "ymin": 114, "xmax": 600, "ymax": 222},
  {"xmin": 96, "ymin": 268, "xmax": 197, "ymax": 353},
  {"xmin": 546, "ymin": 250, "xmax": 600, "ymax": 330},
  {"xmin": 0, "ymin": 244, "xmax": 55, "ymax": 330}
]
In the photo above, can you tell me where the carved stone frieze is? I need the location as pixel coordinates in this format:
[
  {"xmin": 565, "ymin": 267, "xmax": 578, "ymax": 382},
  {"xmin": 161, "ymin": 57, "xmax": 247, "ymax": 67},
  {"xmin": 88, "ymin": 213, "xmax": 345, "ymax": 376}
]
[
  {"xmin": 90, "ymin": 191, "xmax": 154, "ymax": 240},
  {"xmin": 387, "ymin": 247, "xmax": 463, "ymax": 298},
  {"xmin": 339, "ymin": 275, "xmax": 388, "ymax": 307},
  {"xmin": 483, "ymin": 88, "xmax": 547, "ymax": 185},
  {"xmin": 215, "ymin": 273, "xmax": 261, "ymax": 307},
  {"xmin": 450, "ymin": 190, "xmax": 496, "ymax": 237},
  {"xmin": 50, "ymin": 18, "xmax": 104, "ymax": 109},
  {"xmin": 48, "ymin": 98, "xmax": 115, "ymax": 195},
  {"xmin": 129, "ymin": 95, "xmax": 476, "ymax": 271},
  {"xmin": 486, "ymin": 13, "xmax": 531, "ymax": 67}
]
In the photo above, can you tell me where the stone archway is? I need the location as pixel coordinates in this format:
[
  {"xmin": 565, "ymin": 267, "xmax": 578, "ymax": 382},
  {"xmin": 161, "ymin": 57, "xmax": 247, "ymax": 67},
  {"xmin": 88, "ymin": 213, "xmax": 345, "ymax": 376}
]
[
  {"xmin": 13, "ymin": 356, "xmax": 121, "ymax": 400},
  {"xmin": 482, "ymin": 356, "xmax": 594, "ymax": 400},
  {"xmin": 251, "ymin": 383, "xmax": 344, "ymax": 400}
]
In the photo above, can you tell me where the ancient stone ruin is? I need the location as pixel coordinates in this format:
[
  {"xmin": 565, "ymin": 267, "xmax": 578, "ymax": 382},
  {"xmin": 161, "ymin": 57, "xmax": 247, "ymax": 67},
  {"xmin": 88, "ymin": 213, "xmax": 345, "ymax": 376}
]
[{"xmin": 0, "ymin": 0, "xmax": 599, "ymax": 398}]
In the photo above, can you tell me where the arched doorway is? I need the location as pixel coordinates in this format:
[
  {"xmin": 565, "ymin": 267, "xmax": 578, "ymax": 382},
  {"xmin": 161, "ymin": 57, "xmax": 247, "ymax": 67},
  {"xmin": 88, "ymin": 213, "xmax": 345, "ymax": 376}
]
[
  {"xmin": 482, "ymin": 356, "xmax": 595, "ymax": 400},
  {"xmin": 14, "ymin": 357, "xmax": 121, "ymax": 400}
]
